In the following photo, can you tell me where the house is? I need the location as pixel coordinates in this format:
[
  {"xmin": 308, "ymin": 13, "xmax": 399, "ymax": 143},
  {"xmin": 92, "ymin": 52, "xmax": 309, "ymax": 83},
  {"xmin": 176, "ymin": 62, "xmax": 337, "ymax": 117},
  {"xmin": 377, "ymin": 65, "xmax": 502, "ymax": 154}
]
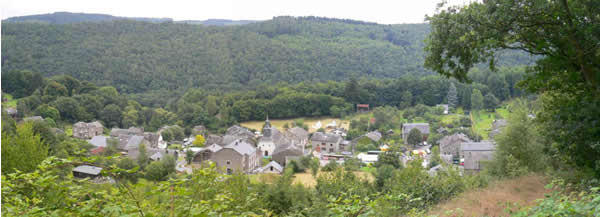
[
  {"xmin": 401, "ymin": 123, "xmax": 430, "ymax": 142},
  {"xmin": 73, "ymin": 165, "xmax": 103, "ymax": 179},
  {"xmin": 192, "ymin": 143, "xmax": 223, "ymax": 163},
  {"xmin": 143, "ymin": 132, "xmax": 161, "ymax": 148},
  {"xmin": 225, "ymin": 125, "xmax": 255, "ymax": 139},
  {"xmin": 489, "ymin": 119, "xmax": 508, "ymax": 139},
  {"xmin": 461, "ymin": 141, "xmax": 496, "ymax": 171},
  {"xmin": 439, "ymin": 133, "xmax": 472, "ymax": 164},
  {"xmin": 357, "ymin": 104, "xmax": 370, "ymax": 113},
  {"xmin": 117, "ymin": 135, "xmax": 147, "ymax": 159},
  {"xmin": 359, "ymin": 131, "xmax": 383, "ymax": 143},
  {"xmin": 205, "ymin": 134, "xmax": 223, "ymax": 146},
  {"xmin": 149, "ymin": 150, "xmax": 178, "ymax": 161},
  {"xmin": 210, "ymin": 139, "xmax": 261, "ymax": 174},
  {"xmin": 331, "ymin": 128, "xmax": 348, "ymax": 137},
  {"xmin": 23, "ymin": 116, "xmax": 43, "ymax": 122},
  {"xmin": 256, "ymin": 161, "xmax": 284, "ymax": 174},
  {"xmin": 287, "ymin": 127, "xmax": 309, "ymax": 147},
  {"xmin": 4, "ymin": 108, "xmax": 17, "ymax": 118},
  {"xmin": 311, "ymin": 132, "xmax": 343, "ymax": 153},
  {"xmin": 73, "ymin": 121, "xmax": 104, "ymax": 139},
  {"xmin": 437, "ymin": 104, "xmax": 449, "ymax": 114},
  {"xmin": 272, "ymin": 143, "xmax": 305, "ymax": 167}
]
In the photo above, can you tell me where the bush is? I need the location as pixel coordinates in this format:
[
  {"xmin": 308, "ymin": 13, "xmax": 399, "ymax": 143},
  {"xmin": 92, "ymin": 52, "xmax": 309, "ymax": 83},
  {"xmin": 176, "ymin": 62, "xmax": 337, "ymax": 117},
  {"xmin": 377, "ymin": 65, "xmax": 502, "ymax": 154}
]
[{"xmin": 321, "ymin": 160, "xmax": 338, "ymax": 172}]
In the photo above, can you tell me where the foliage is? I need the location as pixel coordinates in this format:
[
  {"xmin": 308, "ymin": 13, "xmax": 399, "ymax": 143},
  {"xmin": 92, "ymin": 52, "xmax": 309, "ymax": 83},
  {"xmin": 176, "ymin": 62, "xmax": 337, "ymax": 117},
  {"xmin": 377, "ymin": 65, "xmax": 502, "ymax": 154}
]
[
  {"xmin": 144, "ymin": 154, "xmax": 176, "ymax": 182},
  {"xmin": 1, "ymin": 122, "xmax": 48, "ymax": 174},
  {"xmin": 446, "ymin": 82, "xmax": 458, "ymax": 109},
  {"xmin": 470, "ymin": 89, "xmax": 484, "ymax": 111},
  {"xmin": 193, "ymin": 134, "xmax": 206, "ymax": 147},
  {"xmin": 483, "ymin": 93, "xmax": 499, "ymax": 111},
  {"xmin": 185, "ymin": 149, "xmax": 194, "ymax": 165},
  {"xmin": 137, "ymin": 143, "xmax": 149, "ymax": 169},
  {"xmin": 406, "ymin": 128, "xmax": 423, "ymax": 147},
  {"xmin": 374, "ymin": 151, "xmax": 402, "ymax": 169},
  {"xmin": 512, "ymin": 181, "xmax": 600, "ymax": 217},
  {"xmin": 375, "ymin": 164, "xmax": 396, "ymax": 191},
  {"xmin": 321, "ymin": 160, "xmax": 339, "ymax": 172}
]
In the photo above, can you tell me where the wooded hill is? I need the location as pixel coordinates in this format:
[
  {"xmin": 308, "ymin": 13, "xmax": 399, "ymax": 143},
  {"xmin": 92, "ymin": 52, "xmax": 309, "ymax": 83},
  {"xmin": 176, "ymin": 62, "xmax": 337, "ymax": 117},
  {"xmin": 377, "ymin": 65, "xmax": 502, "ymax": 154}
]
[{"xmin": 1, "ymin": 16, "xmax": 532, "ymax": 97}]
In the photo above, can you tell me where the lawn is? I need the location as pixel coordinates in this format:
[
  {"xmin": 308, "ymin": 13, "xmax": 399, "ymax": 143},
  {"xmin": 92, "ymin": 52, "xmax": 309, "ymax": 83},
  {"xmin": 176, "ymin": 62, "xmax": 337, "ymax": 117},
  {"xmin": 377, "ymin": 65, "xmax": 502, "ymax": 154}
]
[
  {"xmin": 2, "ymin": 93, "xmax": 17, "ymax": 108},
  {"xmin": 471, "ymin": 107, "xmax": 511, "ymax": 140},
  {"xmin": 241, "ymin": 117, "xmax": 349, "ymax": 133}
]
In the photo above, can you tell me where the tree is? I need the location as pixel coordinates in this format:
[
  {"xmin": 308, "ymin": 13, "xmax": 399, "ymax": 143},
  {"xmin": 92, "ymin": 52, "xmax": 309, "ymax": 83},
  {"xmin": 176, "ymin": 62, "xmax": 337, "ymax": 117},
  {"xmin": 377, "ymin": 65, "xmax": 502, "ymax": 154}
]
[
  {"xmin": 117, "ymin": 158, "xmax": 139, "ymax": 183},
  {"xmin": 101, "ymin": 104, "xmax": 122, "ymax": 128},
  {"xmin": 185, "ymin": 149, "xmax": 194, "ymax": 164},
  {"xmin": 446, "ymin": 82, "xmax": 458, "ymax": 109},
  {"xmin": 309, "ymin": 157, "xmax": 320, "ymax": 177},
  {"xmin": 375, "ymin": 151, "xmax": 402, "ymax": 169},
  {"xmin": 1, "ymin": 122, "xmax": 48, "ymax": 174},
  {"xmin": 50, "ymin": 97, "xmax": 80, "ymax": 121},
  {"xmin": 375, "ymin": 164, "xmax": 395, "ymax": 191},
  {"xmin": 193, "ymin": 135, "xmax": 205, "ymax": 147},
  {"xmin": 406, "ymin": 128, "xmax": 423, "ymax": 147},
  {"xmin": 470, "ymin": 89, "xmax": 484, "ymax": 111},
  {"xmin": 399, "ymin": 90, "xmax": 412, "ymax": 109},
  {"xmin": 34, "ymin": 104, "xmax": 60, "ymax": 121},
  {"xmin": 43, "ymin": 81, "xmax": 68, "ymax": 98},
  {"xmin": 204, "ymin": 96, "xmax": 218, "ymax": 116},
  {"xmin": 137, "ymin": 143, "xmax": 149, "ymax": 169},
  {"xmin": 483, "ymin": 93, "xmax": 499, "ymax": 111},
  {"xmin": 424, "ymin": 0, "xmax": 600, "ymax": 177}
]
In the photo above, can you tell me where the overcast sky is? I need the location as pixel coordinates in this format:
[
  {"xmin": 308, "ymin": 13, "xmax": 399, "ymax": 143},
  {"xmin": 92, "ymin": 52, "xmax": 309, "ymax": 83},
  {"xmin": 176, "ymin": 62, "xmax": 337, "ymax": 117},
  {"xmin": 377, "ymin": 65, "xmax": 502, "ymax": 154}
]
[{"xmin": 1, "ymin": 0, "xmax": 471, "ymax": 24}]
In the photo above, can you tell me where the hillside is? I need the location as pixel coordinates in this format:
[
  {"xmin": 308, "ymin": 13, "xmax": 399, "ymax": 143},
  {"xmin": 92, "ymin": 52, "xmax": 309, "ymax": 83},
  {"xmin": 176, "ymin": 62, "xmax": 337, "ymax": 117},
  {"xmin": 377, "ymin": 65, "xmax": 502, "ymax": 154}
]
[
  {"xmin": 2, "ymin": 12, "xmax": 172, "ymax": 24},
  {"xmin": 1, "ymin": 16, "xmax": 532, "ymax": 96}
]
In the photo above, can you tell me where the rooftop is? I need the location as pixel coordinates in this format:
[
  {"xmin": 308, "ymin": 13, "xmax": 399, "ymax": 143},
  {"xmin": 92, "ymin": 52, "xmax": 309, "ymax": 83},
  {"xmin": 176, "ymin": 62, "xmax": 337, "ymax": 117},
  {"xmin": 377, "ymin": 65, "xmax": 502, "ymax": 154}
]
[{"xmin": 73, "ymin": 165, "xmax": 103, "ymax": 176}]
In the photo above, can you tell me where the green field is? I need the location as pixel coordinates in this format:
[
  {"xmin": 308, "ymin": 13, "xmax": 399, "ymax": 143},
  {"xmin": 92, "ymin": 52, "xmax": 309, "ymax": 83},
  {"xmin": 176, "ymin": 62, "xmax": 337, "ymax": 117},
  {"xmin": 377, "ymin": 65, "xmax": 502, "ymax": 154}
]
[
  {"xmin": 471, "ymin": 107, "xmax": 509, "ymax": 140},
  {"xmin": 2, "ymin": 93, "xmax": 18, "ymax": 108},
  {"xmin": 241, "ymin": 117, "xmax": 349, "ymax": 133}
]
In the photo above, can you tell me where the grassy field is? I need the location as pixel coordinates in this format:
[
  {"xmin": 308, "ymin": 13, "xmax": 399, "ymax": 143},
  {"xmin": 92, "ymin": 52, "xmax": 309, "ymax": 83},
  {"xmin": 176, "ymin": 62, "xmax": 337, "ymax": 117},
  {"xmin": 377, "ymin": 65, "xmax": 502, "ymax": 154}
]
[
  {"xmin": 471, "ymin": 108, "xmax": 509, "ymax": 140},
  {"xmin": 241, "ymin": 117, "xmax": 349, "ymax": 133},
  {"xmin": 2, "ymin": 93, "xmax": 17, "ymax": 108},
  {"xmin": 428, "ymin": 175, "xmax": 550, "ymax": 217},
  {"xmin": 441, "ymin": 108, "xmax": 465, "ymax": 125},
  {"xmin": 250, "ymin": 170, "xmax": 374, "ymax": 187}
]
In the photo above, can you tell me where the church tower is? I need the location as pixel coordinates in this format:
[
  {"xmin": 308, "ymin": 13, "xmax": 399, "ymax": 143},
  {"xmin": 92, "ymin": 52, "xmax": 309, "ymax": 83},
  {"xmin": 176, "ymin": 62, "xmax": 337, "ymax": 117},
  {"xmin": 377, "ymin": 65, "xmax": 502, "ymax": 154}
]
[{"xmin": 263, "ymin": 115, "xmax": 272, "ymax": 137}]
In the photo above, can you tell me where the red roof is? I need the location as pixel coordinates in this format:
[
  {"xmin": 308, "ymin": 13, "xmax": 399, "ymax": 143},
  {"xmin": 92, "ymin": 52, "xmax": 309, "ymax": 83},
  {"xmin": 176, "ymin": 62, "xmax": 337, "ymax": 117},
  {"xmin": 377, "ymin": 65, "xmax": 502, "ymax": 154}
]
[
  {"xmin": 90, "ymin": 147, "xmax": 105, "ymax": 155},
  {"xmin": 357, "ymin": 104, "xmax": 369, "ymax": 108}
]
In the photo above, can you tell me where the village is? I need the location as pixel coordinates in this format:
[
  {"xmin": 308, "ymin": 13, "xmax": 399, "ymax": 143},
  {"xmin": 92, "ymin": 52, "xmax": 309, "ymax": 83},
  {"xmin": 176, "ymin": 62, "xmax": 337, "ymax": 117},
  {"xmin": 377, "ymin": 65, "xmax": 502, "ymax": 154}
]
[{"xmin": 23, "ymin": 102, "xmax": 507, "ymax": 183}]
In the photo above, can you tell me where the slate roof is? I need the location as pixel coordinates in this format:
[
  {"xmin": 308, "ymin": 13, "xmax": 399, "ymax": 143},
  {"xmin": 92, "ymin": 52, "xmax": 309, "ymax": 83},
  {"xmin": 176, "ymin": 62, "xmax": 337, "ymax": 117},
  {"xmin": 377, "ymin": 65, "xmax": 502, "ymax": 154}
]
[
  {"xmin": 73, "ymin": 165, "xmax": 103, "ymax": 176},
  {"xmin": 206, "ymin": 134, "xmax": 223, "ymax": 145},
  {"xmin": 224, "ymin": 139, "xmax": 256, "ymax": 156},
  {"xmin": 439, "ymin": 133, "xmax": 472, "ymax": 149},
  {"xmin": 259, "ymin": 161, "xmax": 283, "ymax": 173},
  {"xmin": 24, "ymin": 116, "xmax": 44, "ymax": 122},
  {"xmin": 402, "ymin": 123, "xmax": 430, "ymax": 135},
  {"xmin": 461, "ymin": 141, "xmax": 496, "ymax": 151},
  {"xmin": 118, "ymin": 135, "xmax": 145, "ymax": 150},
  {"xmin": 88, "ymin": 135, "xmax": 109, "ymax": 147},
  {"xmin": 272, "ymin": 142, "xmax": 302, "ymax": 156},
  {"xmin": 149, "ymin": 152, "xmax": 163, "ymax": 161},
  {"xmin": 111, "ymin": 127, "xmax": 143, "ymax": 137},
  {"xmin": 310, "ymin": 132, "xmax": 342, "ymax": 143},
  {"xmin": 206, "ymin": 143, "xmax": 223, "ymax": 152},
  {"xmin": 226, "ymin": 125, "xmax": 255, "ymax": 138},
  {"xmin": 4, "ymin": 108, "xmax": 17, "ymax": 115},
  {"xmin": 287, "ymin": 127, "xmax": 309, "ymax": 140},
  {"xmin": 365, "ymin": 131, "xmax": 382, "ymax": 142}
]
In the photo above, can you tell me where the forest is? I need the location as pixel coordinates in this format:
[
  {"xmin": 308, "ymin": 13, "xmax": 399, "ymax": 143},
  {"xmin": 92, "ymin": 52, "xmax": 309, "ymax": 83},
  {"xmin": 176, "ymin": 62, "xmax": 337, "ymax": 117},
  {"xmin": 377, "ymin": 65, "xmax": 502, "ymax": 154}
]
[{"xmin": 2, "ymin": 16, "xmax": 533, "ymax": 106}]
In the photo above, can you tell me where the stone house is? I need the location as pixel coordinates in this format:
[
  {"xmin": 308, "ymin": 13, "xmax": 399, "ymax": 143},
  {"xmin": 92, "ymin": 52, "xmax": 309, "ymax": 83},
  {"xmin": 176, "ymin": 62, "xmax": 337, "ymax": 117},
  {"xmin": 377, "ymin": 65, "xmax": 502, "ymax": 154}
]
[
  {"xmin": 401, "ymin": 123, "xmax": 430, "ymax": 142},
  {"xmin": 272, "ymin": 143, "xmax": 305, "ymax": 167},
  {"xmin": 256, "ymin": 161, "xmax": 284, "ymax": 174},
  {"xmin": 439, "ymin": 133, "xmax": 472, "ymax": 164},
  {"xmin": 311, "ymin": 132, "xmax": 343, "ymax": 153},
  {"xmin": 73, "ymin": 121, "xmax": 104, "ymax": 139},
  {"xmin": 209, "ymin": 139, "xmax": 261, "ymax": 174},
  {"xmin": 461, "ymin": 141, "xmax": 496, "ymax": 171}
]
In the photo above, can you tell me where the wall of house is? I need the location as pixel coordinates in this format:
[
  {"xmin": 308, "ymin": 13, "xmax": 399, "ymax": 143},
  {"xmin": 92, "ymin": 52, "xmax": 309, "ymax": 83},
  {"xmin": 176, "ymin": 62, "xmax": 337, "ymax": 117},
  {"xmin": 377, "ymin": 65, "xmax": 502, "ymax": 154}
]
[
  {"xmin": 311, "ymin": 140, "xmax": 340, "ymax": 153},
  {"xmin": 462, "ymin": 150, "xmax": 494, "ymax": 170},
  {"xmin": 211, "ymin": 148, "xmax": 244, "ymax": 173},
  {"xmin": 272, "ymin": 149, "xmax": 303, "ymax": 166}
]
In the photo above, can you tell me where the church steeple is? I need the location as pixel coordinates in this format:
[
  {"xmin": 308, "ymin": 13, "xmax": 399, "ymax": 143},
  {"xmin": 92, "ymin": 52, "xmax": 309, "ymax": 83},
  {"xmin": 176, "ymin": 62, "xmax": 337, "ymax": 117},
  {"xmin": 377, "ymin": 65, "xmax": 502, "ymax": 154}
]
[{"xmin": 263, "ymin": 114, "xmax": 272, "ymax": 137}]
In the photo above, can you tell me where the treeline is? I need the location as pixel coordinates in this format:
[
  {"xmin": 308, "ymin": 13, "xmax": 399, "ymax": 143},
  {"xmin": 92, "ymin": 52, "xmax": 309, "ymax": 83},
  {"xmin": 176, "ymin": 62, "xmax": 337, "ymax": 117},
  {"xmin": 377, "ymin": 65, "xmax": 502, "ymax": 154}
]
[
  {"xmin": 3, "ymin": 66, "xmax": 526, "ymax": 133},
  {"xmin": 2, "ymin": 16, "xmax": 533, "ymax": 105}
]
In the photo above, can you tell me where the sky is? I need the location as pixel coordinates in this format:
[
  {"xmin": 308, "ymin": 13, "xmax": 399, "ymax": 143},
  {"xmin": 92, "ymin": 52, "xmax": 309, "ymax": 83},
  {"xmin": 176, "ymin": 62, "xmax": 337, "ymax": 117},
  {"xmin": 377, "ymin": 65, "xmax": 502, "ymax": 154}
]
[{"xmin": 1, "ymin": 0, "xmax": 471, "ymax": 24}]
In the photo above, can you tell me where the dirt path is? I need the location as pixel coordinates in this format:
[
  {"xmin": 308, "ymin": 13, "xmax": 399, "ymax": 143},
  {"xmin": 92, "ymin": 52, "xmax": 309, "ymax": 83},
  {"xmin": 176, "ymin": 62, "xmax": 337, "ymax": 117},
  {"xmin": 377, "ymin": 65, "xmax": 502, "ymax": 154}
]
[{"xmin": 428, "ymin": 175, "xmax": 551, "ymax": 217}]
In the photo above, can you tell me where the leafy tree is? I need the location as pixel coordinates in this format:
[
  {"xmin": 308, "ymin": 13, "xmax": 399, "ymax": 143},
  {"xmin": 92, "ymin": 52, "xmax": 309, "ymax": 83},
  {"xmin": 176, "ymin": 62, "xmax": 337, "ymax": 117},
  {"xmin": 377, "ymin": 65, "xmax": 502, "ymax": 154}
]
[
  {"xmin": 375, "ymin": 151, "xmax": 402, "ymax": 169},
  {"xmin": 101, "ymin": 104, "xmax": 122, "ymax": 128},
  {"xmin": 43, "ymin": 81, "xmax": 68, "ymax": 98},
  {"xmin": 185, "ymin": 149, "xmax": 194, "ymax": 164},
  {"xmin": 483, "ymin": 93, "xmax": 499, "ymax": 111},
  {"xmin": 116, "ymin": 157, "xmax": 139, "ymax": 183},
  {"xmin": 424, "ymin": 0, "xmax": 600, "ymax": 177},
  {"xmin": 446, "ymin": 82, "xmax": 458, "ymax": 109},
  {"xmin": 193, "ymin": 134, "xmax": 205, "ymax": 147},
  {"xmin": 309, "ymin": 157, "xmax": 320, "ymax": 177},
  {"xmin": 321, "ymin": 160, "xmax": 338, "ymax": 172},
  {"xmin": 343, "ymin": 157, "xmax": 362, "ymax": 171},
  {"xmin": 1, "ymin": 122, "xmax": 48, "ymax": 174},
  {"xmin": 375, "ymin": 164, "xmax": 395, "ymax": 191},
  {"xmin": 406, "ymin": 128, "xmax": 423, "ymax": 147},
  {"xmin": 50, "ymin": 96, "xmax": 80, "ymax": 121},
  {"xmin": 137, "ymin": 143, "xmax": 149, "ymax": 169},
  {"xmin": 34, "ymin": 104, "xmax": 60, "ymax": 121},
  {"xmin": 470, "ymin": 89, "xmax": 484, "ymax": 111},
  {"xmin": 399, "ymin": 90, "xmax": 413, "ymax": 109},
  {"xmin": 1, "ymin": 70, "xmax": 44, "ymax": 98},
  {"xmin": 145, "ymin": 155, "xmax": 176, "ymax": 182}
]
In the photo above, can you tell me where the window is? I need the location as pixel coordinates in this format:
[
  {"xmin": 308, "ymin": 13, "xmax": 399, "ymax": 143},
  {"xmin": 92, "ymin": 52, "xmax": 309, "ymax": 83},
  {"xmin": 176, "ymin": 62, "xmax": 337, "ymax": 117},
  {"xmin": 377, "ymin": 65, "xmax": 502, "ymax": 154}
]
[
  {"xmin": 226, "ymin": 168, "xmax": 232, "ymax": 175},
  {"xmin": 264, "ymin": 151, "xmax": 269, "ymax": 156},
  {"xmin": 329, "ymin": 148, "xmax": 334, "ymax": 152},
  {"xmin": 330, "ymin": 144, "xmax": 333, "ymax": 146},
  {"xmin": 226, "ymin": 160, "xmax": 231, "ymax": 165},
  {"xmin": 270, "ymin": 166, "xmax": 273, "ymax": 171}
]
